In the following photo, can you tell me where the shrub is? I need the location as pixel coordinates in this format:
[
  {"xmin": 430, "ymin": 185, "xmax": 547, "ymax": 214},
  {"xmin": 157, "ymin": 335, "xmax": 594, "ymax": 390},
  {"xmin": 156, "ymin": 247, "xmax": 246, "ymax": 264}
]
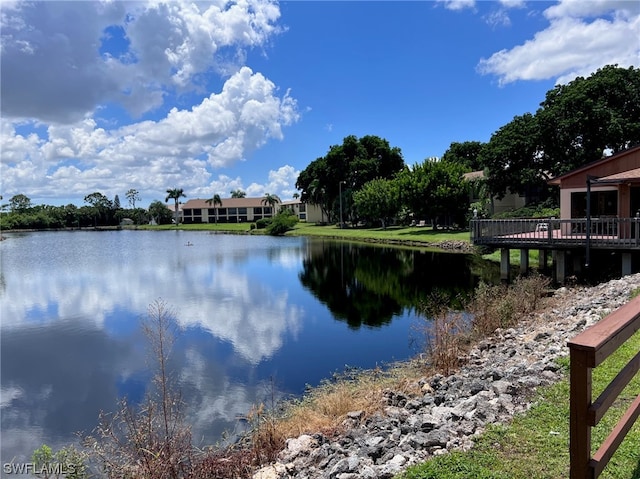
[
  {"xmin": 266, "ymin": 211, "xmax": 298, "ymax": 236},
  {"xmin": 255, "ymin": 218, "xmax": 272, "ymax": 229},
  {"xmin": 469, "ymin": 274, "xmax": 550, "ymax": 336}
]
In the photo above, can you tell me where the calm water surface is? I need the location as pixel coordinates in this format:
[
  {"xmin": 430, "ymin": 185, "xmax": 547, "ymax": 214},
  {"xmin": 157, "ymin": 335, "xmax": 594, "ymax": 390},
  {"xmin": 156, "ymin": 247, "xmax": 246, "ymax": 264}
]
[{"xmin": 0, "ymin": 230, "xmax": 499, "ymax": 462}]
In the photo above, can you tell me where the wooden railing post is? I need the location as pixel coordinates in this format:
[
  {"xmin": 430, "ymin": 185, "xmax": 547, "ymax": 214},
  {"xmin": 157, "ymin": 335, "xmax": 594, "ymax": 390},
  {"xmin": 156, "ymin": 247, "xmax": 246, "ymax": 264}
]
[
  {"xmin": 569, "ymin": 346, "xmax": 594, "ymax": 479},
  {"xmin": 568, "ymin": 295, "xmax": 640, "ymax": 478}
]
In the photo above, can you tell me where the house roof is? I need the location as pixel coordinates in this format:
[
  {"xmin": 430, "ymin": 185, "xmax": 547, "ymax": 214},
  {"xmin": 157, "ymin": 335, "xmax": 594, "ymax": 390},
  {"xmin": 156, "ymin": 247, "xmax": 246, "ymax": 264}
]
[
  {"xmin": 595, "ymin": 167, "xmax": 640, "ymax": 183},
  {"xmin": 182, "ymin": 197, "xmax": 279, "ymax": 209},
  {"xmin": 463, "ymin": 171, "xmax": 485, "ymax": 181},
  {"xmin": 548, "ymin": 144, "xmax": 640, "ymax": 186}
]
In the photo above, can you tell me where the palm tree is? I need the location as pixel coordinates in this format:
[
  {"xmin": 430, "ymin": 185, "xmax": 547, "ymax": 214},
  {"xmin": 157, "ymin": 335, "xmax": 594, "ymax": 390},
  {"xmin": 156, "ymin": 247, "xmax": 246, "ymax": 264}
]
[
  {"xmin": 230, "ymin": 189, "xmax": 246, "ymax": 198},
  {"xmin": 165, "ymin": 188, "xmax": 186, "ymax": 225},
  {"xmin": 205, "ymin": 193, "xmax": 223, "ymax": 223},
  {"xmin": 292, "ymin": 192, "xmax": 300, "ymax": 200},
  {"xmin": 261, "ymin": 193, "xmax": 281, "ymax": 217}
]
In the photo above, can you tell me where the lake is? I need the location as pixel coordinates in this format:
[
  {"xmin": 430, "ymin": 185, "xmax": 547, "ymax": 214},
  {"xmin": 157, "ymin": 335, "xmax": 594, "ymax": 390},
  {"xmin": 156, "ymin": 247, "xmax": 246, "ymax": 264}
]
[{"xmin": 0, "ymin": 230, "xmax": 499, "ymax": 462}]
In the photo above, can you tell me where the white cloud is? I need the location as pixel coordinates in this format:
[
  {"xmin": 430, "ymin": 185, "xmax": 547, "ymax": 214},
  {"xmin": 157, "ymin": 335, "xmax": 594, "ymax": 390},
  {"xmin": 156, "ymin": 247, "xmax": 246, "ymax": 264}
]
[
  {"xmin": 477, "ymin": 0, "xmax": 640, "ymax": 85},
  {"xmin": 437, "ymin": 0, "xmax": 476, "ymax": 12},
  {"xmin": 1, "ymin": 1, "xmax": 297, "ymax": 204},
  {"xmin": 0, "ymin": 0, "xmax": 283, "ymax": 123},
  {"xmin": 1, "ymin": 68, "xmax": 299, "ymax": 203},
  {"xmin": 244, "ymin": 164, "xmax": 300, "ymax": 199}
]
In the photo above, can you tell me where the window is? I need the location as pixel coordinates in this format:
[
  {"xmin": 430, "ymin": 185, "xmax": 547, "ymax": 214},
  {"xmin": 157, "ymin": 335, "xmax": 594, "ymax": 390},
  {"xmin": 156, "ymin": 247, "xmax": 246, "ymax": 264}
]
[
  {"xmin": 571, "ymin": 190, "xmax": 618, "ymax": 218},
  {"xmin": 238, "ymin": 207, "xmax": 247, "ymax": 214},
  {"xmin": 228, "ymin": 208, "xmax": 237, "ymax": 215}
]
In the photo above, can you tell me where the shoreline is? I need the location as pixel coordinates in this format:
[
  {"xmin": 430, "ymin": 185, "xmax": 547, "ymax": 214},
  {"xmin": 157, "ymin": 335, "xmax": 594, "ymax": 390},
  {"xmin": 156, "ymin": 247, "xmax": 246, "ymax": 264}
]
[
  {"xmin": 0, "ymin": 226, "xmax": 477, "ymax": 254},
  {"xmin": 249, "ymin": 274, "xmax": 640, "ymax": 478}
]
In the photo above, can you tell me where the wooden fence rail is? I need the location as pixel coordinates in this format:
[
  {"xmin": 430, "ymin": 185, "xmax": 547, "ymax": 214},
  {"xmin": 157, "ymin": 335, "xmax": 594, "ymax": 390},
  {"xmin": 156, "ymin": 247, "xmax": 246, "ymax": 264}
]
[{"xmin": 568, "ymin": 295, "xmax": 640, "ymax": 478}]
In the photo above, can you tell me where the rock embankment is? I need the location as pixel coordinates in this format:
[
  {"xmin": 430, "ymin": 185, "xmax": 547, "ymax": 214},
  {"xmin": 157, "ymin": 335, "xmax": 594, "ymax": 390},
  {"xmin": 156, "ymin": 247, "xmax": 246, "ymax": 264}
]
[{"xmin": 254, "ymin": 274, "xmax": 640, "ymax": 479}]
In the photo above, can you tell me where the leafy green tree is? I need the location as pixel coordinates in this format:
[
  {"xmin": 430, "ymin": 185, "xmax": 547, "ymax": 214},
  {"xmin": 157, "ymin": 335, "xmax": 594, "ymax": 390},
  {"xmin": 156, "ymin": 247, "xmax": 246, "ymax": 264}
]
[
  {"xmin": 84, "ymin": 192, "xmax": 113, "ymax": 226},
  {"xmin": 126, "ymin": 189, "xmax": 141, "ymax": 209},
  {"xmin": 441, "ymin": 141, "xmax": 486, "ymax": 171},
  {"xmin": 230, "ymin": 189, "xmax": 246, "ymax": 198},
  {"xmin": 205, "ymin": 193, "xmax": 223, "ymax": 223},
  {"xmin": 537, "ymin": 64, "xmax": 640, "ymax": 176},
  {"xmin": 113, "ymin": 194, "xmax": 121, "ymax": 210},
  {"xmin": 149, "ymin": 200, "xmax": 174, "ymax": 225},
  {"xmin": 296, "ymin": 135, "xmax": 404, "ymax": 223},
  {"xmin": 478, "ymin": 113, "xmax": 546, "ymax": 200},
  {"xmin": 9, "ymin": 194, "xmax": 32, "ymax": 212},
  {"xmin": 353, "ymin": 178, "xmax": 400, "ymax": 228},
  {"xmin": 165, "ymin": 188, "xmax": 186, "ymax": 225},
  {"xmin": 475, "ymin": 65, "xmax": 639, "ymax": 205},
  {"xmin": 261, "ymin": 193, "xmax": 281, "ymax": 216},
  {"xmin": 396, "ymin": 159, "xmax": 468, "ymax": 227}
]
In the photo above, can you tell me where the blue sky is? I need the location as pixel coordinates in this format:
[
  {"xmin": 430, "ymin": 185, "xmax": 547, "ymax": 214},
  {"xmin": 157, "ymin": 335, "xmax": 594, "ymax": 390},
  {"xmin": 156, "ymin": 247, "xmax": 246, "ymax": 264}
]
[{"xmin": 1, "ymin": 0, "xmax": 639, "ymax": 207}]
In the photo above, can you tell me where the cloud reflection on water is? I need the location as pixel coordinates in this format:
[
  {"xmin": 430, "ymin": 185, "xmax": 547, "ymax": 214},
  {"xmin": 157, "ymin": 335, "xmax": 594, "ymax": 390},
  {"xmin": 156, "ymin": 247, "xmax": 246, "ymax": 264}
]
[{"xmin": 0, "ymin": 231, "xmax": 308, "ymax": 461}]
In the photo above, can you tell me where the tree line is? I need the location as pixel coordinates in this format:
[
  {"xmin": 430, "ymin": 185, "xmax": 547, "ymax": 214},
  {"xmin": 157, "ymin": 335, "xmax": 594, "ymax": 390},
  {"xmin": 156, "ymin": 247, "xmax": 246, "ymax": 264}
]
[
  {"xmin": 0, "ymin": 189, "xmax": 175, "ymax": 229},
  {"xmin": 296, "ymin": 65, "xmax": 640, "ymax": 227},
  {"xmin": 2, "ymin": 65, "xmax": 638, "ymax": 231},
  {"xmin": 0, "ymin": 188, "xmax": 287, "ymax": 231}
]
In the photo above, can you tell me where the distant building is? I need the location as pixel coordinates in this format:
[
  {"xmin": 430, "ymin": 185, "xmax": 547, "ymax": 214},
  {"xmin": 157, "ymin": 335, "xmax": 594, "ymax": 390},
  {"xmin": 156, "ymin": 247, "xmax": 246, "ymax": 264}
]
[
  {"xmin": 279, "ymin": 199, "xmax": 324, "ymax": 223},
  {"xmin": 180, "ymin": 197, "xmax": 324, "ymax": 224},
  {"xmin": 464, "ymin": 170, "xmax": 527, "ymax": 215}
]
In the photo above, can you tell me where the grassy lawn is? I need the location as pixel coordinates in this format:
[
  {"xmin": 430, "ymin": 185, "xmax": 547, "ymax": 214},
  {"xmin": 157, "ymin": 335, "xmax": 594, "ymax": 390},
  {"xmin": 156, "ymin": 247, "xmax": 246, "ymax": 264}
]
[
  {"xmin": 397, "ymin": 329, "xmax": 640, "ymax": 479},
  {"xmin": 136, "ymin": 222, "xmax": 252, "ymax": 233},
  {"xmin": 137, "ymin": 222, "xmax": 473, "ymax": 245},
  {"xmin": 286, "ymin": 222, "xmax": 472, "ymax": 244}
]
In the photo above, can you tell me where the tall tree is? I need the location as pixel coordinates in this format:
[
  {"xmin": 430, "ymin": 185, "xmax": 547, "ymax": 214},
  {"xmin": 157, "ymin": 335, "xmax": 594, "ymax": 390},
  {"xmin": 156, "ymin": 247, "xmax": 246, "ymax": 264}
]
[
  {"xmin": 113, "ymin": 194, "xmax": 121, "ymax": 210},
  {"xmin": 205, "ymin": 193, "xmax": 222, "ymax": 223},
  {"xmin": 296, "ymin": 135, "xmax": 404, "ymax": 222},
  {"xmin": 149, "ymin": 200, "xmax": 173, "ymax": 225},
  {"xmin": 9, "ymin": 194, "xmax": 32, "ymax": 212},
  {"xmin": 353, "ymin": 178, "xmax": 400, "ymax": 229},
  {"xmin": 537, "ymin": 65, "xmax": 640, "ymax": 176},
  {"xmin": 165, "ymin": 188, "xmax": 186, "ymax": 225},
  {"xmin": 84, "ymin": 192, "xmax": 113, "ymax": 226},
  {"xmin": 396, "ymin": 159, "xmax": 468, "ymax": 227},
  {"xmin": 478, "ymin": 113, "xmax": 545, "ymax": 200},
  {"xmin": 126, "ymin": 189, "xmax": 141, "ymax": 209},
  {"xmin": 441, "ymin": 141, "xmax": 486, "ymax": 171},
  {"xmin": 261, "ymin": 193, "xmax": 281, "ymax": 216},
  {"xmin": 230, "ymin": 189, "xmax": 246, "ymax": 198}
]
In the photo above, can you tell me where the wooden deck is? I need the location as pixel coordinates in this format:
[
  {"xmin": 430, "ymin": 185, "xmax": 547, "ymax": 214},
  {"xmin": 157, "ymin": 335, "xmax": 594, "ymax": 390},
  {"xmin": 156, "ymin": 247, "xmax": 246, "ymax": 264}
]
[{"xmin": 471, "ymin": 218, "xmax": 640, "ymax": 250}]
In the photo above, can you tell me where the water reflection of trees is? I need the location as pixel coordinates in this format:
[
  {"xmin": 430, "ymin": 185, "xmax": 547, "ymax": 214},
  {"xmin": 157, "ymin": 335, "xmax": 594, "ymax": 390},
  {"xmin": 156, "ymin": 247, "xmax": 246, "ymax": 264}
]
[{"xmin": 299, "ymin": 240, "xmax": 499, "ymax": 329}]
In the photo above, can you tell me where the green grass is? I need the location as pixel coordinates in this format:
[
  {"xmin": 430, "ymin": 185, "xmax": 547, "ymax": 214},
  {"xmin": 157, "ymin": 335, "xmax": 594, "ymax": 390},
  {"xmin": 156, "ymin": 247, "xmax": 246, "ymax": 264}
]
[
  {"xmin": 136, "ymin": 222, "xmax": 252, "ymax": 232},
  {"xmin": 286, "ymin": 222, "xmax": 472, "ymax": 244},
  {"xmin": 397, "ymin": 329, "xmax": 640, "ymax": 479},
  {"xmin": 137, "ymin": 222, "xmax": 473, "ymax": 246},
  {"xmin": 482, "ymin": 248, "xmax": 546, "ymax": 268}
]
